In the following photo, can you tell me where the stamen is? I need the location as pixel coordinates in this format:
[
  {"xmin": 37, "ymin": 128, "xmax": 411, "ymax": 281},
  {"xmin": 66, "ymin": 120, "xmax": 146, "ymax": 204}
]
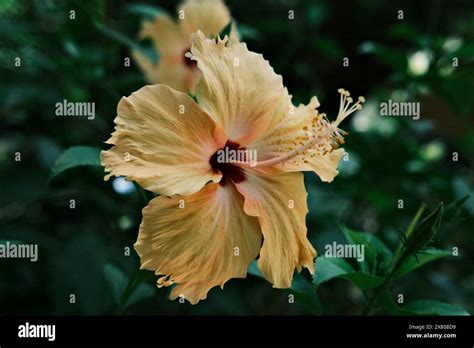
[
  {"xmin": 239, "ymin": 119, "xmax": 337, "ymax": 169},
  {"xmin": 333, "ymin": 88, "xmax": 365, "ymax": 127},
  {"xmin": 237, "ymin": 88, "xmax": 364, "ymax": 169}
]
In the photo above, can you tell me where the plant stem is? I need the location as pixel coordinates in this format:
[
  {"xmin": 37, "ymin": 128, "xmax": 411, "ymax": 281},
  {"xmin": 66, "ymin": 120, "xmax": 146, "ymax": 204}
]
[
  {"xmin": 363, "ymin": 204, "xmax": 426, "ymax": 315},
  {"xmin": 387, "ymin": 204, "xmax": 425, "ymax": 275},
  {"xmin": 115, "ymin": 270, "xmax": 141, "ymax": 315},
  {"xmin": 363, "ymin": 260, "xmax": 401, "ymax": 315}
]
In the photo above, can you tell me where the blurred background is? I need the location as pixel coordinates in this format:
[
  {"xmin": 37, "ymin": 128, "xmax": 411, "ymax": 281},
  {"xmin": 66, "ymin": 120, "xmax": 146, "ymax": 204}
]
[{"xmin": 0, "ymin": 0, "xmax": 473, "ymax": 315}]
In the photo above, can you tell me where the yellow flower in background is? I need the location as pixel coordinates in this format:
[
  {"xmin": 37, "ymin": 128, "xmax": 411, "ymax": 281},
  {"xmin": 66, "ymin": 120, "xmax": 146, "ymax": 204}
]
[
  {"xmin": 133, "ymin": 0, "xmax": 238, "ymax": 93},
  {"xmin": 102, "ymin": 31, "xmax": 364, "ymax": 304}
]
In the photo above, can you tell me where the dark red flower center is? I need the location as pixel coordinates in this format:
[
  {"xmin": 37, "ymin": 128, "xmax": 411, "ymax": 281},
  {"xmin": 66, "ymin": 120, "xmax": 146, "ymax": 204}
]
[
  {"xmin": 183, "ymin": 46, "xmax": 197, "ymax": 69},
  {"xmin": 209, "ymin": 140, "xmax": 246, "ymax": 186}
]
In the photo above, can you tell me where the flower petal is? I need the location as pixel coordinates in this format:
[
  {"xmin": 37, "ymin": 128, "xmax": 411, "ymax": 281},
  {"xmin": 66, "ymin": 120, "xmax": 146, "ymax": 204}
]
[
  {"xmin": 250, "ymin": 96, "xmax": 344, "ymax": 182},
  {"xmin": 189, "ymin": 31, "xmax": 291, "ymax": 146},
  {"xmin": 135, "ymin": 182, "xmax": 262, "ymax": 304},
  {"xmin": 179, "ymin": 0, "xmax": 231, "ymax": 39},
  {"xmin": 235, "ymin": 171, "xmax": 316, "ymax": 288},
  {"xmin": 139, "ymin": 15, "xmax": 184, "ymax": 56},
  {"xmin": 101, "ymin": 84, "xmax": 226, "ymax": 196},
  {"xmin": 298, "ymin": 148, "xmax": 345, "ymax": 182},
  {"xmin": 227, "ymin": 21, "xmax": 241, "ymax": 46},
  {"xmin": 132, "ymin": 51, "xmax": 198, "ymax": 93}
]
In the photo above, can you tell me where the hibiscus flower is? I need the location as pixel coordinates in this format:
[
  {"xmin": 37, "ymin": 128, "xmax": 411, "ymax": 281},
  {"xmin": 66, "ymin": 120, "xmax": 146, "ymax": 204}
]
[
  {"xmin": 133, "ymin": 0, "xmax": 238, "ymax": 93},
  {"xmin": 102, "ymin": 31, "xmax": 364, "ymax": 304}
]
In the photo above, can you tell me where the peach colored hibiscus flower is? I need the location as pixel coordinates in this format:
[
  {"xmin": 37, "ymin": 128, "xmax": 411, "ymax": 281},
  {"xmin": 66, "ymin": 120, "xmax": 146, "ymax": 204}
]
[
  {"xmin": 133, "ymin": 0, "xmax": 238, "ymax": 93},
  {"xmin": 102, "ymin": 31, "xmax": 364, "ymax": 304}
]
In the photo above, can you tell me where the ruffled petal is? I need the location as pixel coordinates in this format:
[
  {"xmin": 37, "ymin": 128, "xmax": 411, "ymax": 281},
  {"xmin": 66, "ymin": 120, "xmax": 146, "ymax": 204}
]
[
  {"xmin": 227, "ymin": 21, "xmax": 241, "ymax": 46},
  {"xmin": 133, "ymin": 15, "xmax": 196, "ymax": 92},
  {"xmin": 179, "ymin": 0, "xmax": 231, "ymax": 39},
  {"xmin": 139, "ymin": 15, "xmax": 184, "ymax": 55},
  {"xmin": 235, "ymin": 171, "xmax": 316, "ymax": 288},
  {"xmin": 135, "ymin": 182, "xmax": 262, "ymax": 304},
  {"xmin": 101, "ymin": 84, "xmax": 226, "ymax": 196},
  {"xmin": 189, "ymin": 31, "xmax": 291, "ymax": 146},
  {"xmin": 131, "ymin": 49, "xmax": 157, "ymax": 84},
  {"xmin": 132, "ymin": 51, "xmax": 198, "ymax": 93}
]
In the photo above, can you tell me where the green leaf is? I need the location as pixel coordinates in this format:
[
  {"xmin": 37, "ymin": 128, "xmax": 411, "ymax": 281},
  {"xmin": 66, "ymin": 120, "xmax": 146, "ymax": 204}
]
[
  {"xmin": 248, "ymin": 260, "xmax": 312, "ymax": 293},
  {"xmin": 394, "ymin": 248, "xmax": 452, "ymax": 279},
  {"xmin": 340, "ymin": 225, "xmax": 393, "ymax": 274},
  {"xmin": 313, "ymin": 257, "xmax": 353, "ymax": 285},
  {"xmin": 443, "ymin": 195, "xmax": 470, "ymax": 222},
  {"xmin": 49, "ymin": 146, "xmax": 101, "ymax": 180},
  {"xmin": 313, "ymin": 257, "xmax": 385, "ymax": 290},
  {"xmin": 124, "ymin": 3, "xmax": 168, "ymax": 19},
  {"xmin": 104, "ymin": 265, "xmax": 155, "ymax": 310},
  {"xmin": 404, "ymin": 300, "xmax": 470, "ymax": 316},
  {"xmin": 125, "ymin": 283, "xmax": 155, "ymax": 308},
  {"xmin": 342, "ymin": 272, "xmax": 386, "ymax": 290},
  {"xmin": 248, "ymin": 261, "xmax": 321, "ymax": 314},
  {"xmin": 382, "ymin": 291, "xmax": 470, "ymax": 315},
  {"xmin": 399, "ymin": 204, "xmax": 443, "ymax": 260},
  {"xmin": 103, "ymin": 263, "xmax": 127, "ymax": 305},
  {"xmin": 381, "ymin": 290, "xmax": 420, "ymax": 315}
]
